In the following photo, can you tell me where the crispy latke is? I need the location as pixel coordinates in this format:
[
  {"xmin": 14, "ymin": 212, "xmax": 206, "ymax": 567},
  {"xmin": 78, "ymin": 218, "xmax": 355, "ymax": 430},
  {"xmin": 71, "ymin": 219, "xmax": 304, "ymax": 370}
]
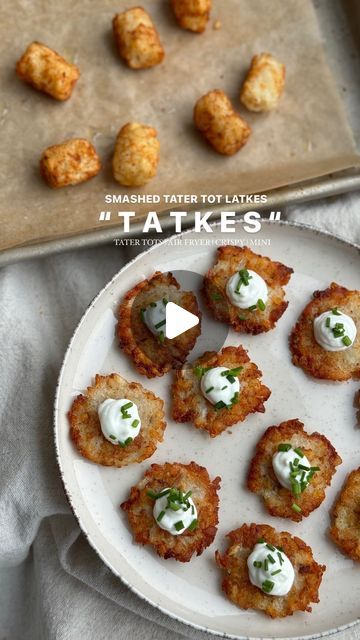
[
  {"xmin": 121, "ymin": 461, "xmax": 221, "ymax": 562},
  {"xmin": 69, "ymin": 373, "xmax": 166, "ymax": 467},
  {"xmin": 172, "ymin": 345, "xmax": 271, "ymax": 437},
  {"xmin": 203, "ymin": 246, "xmax": 293, "ymax": 334},
  {"xmin": 290, "ymin": 282, "xmax": 360, "ymax": 381},
  {"xmin": 330, "ymin": 467, "xmax": 360, "ymax": 562},
  {"xmin": 117, "ymin": 271, "xmax": 201, "ymax": 378},
  {"xmin": 215, "ymin": 523, "xmax": 325, "ymax": 618},
  {"xmin": 247, "ymin": 419, "xmax": 342, "ymax": 522}
]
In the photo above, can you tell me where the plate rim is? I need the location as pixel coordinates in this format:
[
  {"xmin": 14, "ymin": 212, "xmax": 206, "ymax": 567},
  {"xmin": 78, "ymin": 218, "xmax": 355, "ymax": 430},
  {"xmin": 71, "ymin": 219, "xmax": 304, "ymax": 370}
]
[{"xmin": 54, "ymin": 219, "xmax": 360, "ymax": 640}]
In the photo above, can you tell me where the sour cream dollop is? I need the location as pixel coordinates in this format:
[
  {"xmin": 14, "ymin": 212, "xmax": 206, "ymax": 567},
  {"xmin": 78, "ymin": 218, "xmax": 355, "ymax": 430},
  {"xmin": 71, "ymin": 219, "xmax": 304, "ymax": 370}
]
[
  {"xmin": 153, "ymin": 488, "xmax": 197, "ymax": 536},
  {"xmin": 143, "ymin": 298, "xmax": 167, "ymax": 338},
  {"xmin": 313, "ymin": 309, "xmax": 356, "ymax": 352},
  {"xmin": 200, "ymin": 366, "xmax": 240, "ymax": 406},
  {"xmin": 272, "ymin": 448, "xmax": 311, "ymax": 491},
  {"xmin": 247, "ymin": 541, "xmax": 295, "ymax": 596},
  {"xmin": 98, "ymin": 398, "xmax": 141, "ymax": 445},
  {"xmin": 226, "ymin": 269, "xmax": 268, "ymax": 310}
]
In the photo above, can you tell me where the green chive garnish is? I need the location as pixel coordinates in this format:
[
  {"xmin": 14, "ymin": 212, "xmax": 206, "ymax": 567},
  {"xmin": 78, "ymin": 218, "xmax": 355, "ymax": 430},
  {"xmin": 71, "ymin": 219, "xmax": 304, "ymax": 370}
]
[
  {"xmin": 206, "ymin": 386, "xmax": 214, "ymax": 393},
  {"xmin": 174, "ymin": 520, "xmax": 184, "ymax": 531},
  {"xmin": 157, "ymin": 510, "xmax": 165, "ymax": 522},
  {"xmin": 267, "ymin": 554, "xmax": 276, "ymax": 564},
  {"xmin": 264, "ymin": 559, "xmax": 269, "ymax": 572},
  {"xmin": 140, "ymin": 308, "xmax": 146, "ymax": 322},
  {"xmin": 247, "ymin": 304, "xmax": 257, "ymax": 311},
  {"xmin": 257, "ymin": 298, "xmax": 266, "ymax": 311},
  {"xmin": 150, "ymin": 302, "xmax": 156, "ymax": 308},
  {"xmin": 184, "ymin": 491, "xmax": 192, "ymax": 501},
  {"xmin": 277, "ymin": 552, "xmax": 284, "ymax": 565},
  {"xmin": 188, "ymin": 519, "xmax": 198, "ymax": 531},
  {"xmin": 325, "ymin": 317, "xmax": 331, "ymax": 327},
  {"xmin": 158, "ymin": 331, "xmax": 165, "ymax": 343},
  {"xmin": 262, "ymin": 580, "xmax": 274, "ymax": 593},
  {"xmin": 122, "ymin": 402, "xmax": 133, "ymax": 411},
  {"xmin": 162, "ymin": 298, "xmax": 168, "ymax": 306},
  {"xmin": 278, "ymin": 443, "xmax": 292, "ymax": 452},
  {"xmin": 109, "ymin": 434, "xmax": 116, "ymax": 440},
  {"xmin": 257, "ymin": 537, "xmax": 265, "ymax": 543},
  {"xmin": 253, "ymin": 561, "xmax": 262, "ymax": 568},
  {"xmin": 332, "ymin": 307, "xmax": 341, "ymax": 315},
  {"xmin": 169, "ymin": 501, "xmax": 181, "ymax": 511},
  {"xmin": 292, "ymin": 503, "xmax": 302, "ymax": 513},
  {"xmin": 147, "ymin": 490, "xmax": 158, "ymax": 499},
  {"xmin": 294, "ymin": 447, "xmax": 304, "ymax": 457},
  {"xmin": 266, "ymin": 544, "xmax": 276, "ymax": 551},
  {"xmin": 342, "ymin": 336, "xmax": 352, "ymax": 346},
  {"xmin": 155, "ymin": 319, "xmax": 166, "ymax": 329},
  {"xmin": 131, "ymin": 419, "xmax": 140, "ymax": 428},
  {"xmin": 221, "ymin": 385, "xmax": 228, "ymax": 390},
  {"xmin": 211, "ymin": 292, "xmax": 222, "ymax": 301},
  {"xmin": 271, "ymin": 569, "xmax": 282, "ymax": 576},
  {"xmin": 298, "ymin": 464, "xmax": 310, "ymax": 471},
  {"xmin": 226, "ymin": 375, "xmax": 236, "ymax": 384},
  {"xmin": 214, "ymin": 400, "xmax": 227, "ymax": 410},
  {"xmin": 124, "ymin": 437, "xmax": 133, "ymax": 446}
]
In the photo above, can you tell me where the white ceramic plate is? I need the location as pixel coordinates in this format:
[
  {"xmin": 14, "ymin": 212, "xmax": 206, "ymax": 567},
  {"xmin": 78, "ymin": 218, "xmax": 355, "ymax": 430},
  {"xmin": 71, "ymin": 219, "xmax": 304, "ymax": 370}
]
[{"xmin": 55, "ymin": 221, "xmax": 360, "ymax": 639}]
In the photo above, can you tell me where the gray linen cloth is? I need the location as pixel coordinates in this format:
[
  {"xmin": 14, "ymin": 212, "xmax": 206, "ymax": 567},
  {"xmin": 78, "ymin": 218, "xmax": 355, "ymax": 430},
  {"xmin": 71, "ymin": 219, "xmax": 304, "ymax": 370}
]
[{"xmin": 1, "ymin": 194, "xmax": 360, "ymax": 640}]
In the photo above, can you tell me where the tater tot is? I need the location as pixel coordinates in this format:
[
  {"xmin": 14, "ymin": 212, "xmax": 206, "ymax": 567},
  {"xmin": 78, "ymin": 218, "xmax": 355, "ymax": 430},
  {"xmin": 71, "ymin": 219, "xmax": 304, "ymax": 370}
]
[
  {"xmin": 171, "ymin": 0, "xmax": 211, "ymax": 33},
  {"xmin": 194, "ymin": 89, "xmax": 251, "ymax": 155},
  {"xmin": 112, "ymin": 7, "xmax": 164, "ymax": 69},
  {"xmin": 40, "ymin": 139, "xmax": 101, "ymax": 188},
  {"xmin": 112, "ymin": 123, "xmax": 160, "ymax": 187},
  {"xmin": 16, "ymin": 41, "xmax": 80, "ymax": 101},
  {"xmin": 240, "ymin": 53, "xmax": 285, "ymax": 112}
]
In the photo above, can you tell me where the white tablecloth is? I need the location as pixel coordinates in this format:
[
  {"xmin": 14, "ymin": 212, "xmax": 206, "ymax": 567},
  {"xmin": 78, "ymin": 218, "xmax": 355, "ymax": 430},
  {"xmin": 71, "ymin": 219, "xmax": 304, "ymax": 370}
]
[{"xmin": 1, "ymin": 193, "xmax": 359, "ymax": 640}]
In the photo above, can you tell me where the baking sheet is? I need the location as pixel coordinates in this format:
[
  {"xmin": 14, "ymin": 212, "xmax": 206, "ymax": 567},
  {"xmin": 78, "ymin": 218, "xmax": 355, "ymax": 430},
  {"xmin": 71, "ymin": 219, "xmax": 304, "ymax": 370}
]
[{"xmin": 0, "ymin": 0, "xmax": 359, "ymax": 253}]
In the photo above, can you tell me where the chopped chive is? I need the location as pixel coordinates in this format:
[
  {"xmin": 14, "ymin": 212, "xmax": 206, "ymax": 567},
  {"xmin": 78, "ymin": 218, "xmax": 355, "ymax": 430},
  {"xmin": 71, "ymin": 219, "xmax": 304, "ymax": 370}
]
[
  {"xmin": 184, "ymin": 491, "xmax": 192, "ymax": 501},
  {"xmin": 109, "ymin": 434, "xmax": 117, "ymax": 440},
  {"xmin": 121, "ymin": 413, "xmax": 131, "ymax": 420},
  {"xmin": 194, "ymin": 366, "xmax": 203, "ymax": 378},
  {"xmin": 147, "ymin": 490, "xmax": 158, "ymax": 499},
  {"xmin": 262, "ymin": 580, "xmax": 274, "ymax": 593},
  {"xmin": 191, "ymin": 505, "xmax": 195, "ymax": 514},
  {"xmin": 124, "ymin": 437, "xmax": 133, "ymax": 446},
  {"xmin": 226, "ymin": 375, "xmax": 236, "ymax": 384},
  {"xmin": 298, "ymin": 464, "xmax": 310, "ymax": 471},
  {"xmin": 174, "ymin": 520, "xmax": 184, "ymax": 531},
  {"xmin": 220, "ymin": 367, "xmax": 242, "ymax": 377},
  {"xmin": 264, "ymin": 559, "xmax": 269, "ymax": 572},
  {"xmin": 267, "ymin": 554, "xmax": 276, "ymax": 564},
  {"xmin": 277, "ymin": 552, "xmax": 284, "ymax": 565},
  {"xmin": 140, "ymin": 308, "xmax": 146, "ymax": 322},
  {"xmin": 221, "ymin": 385, "xmax": 228, "ymax": 390},
  {"xmin": 310, "ymin": 466, "xmax": 320, "ymax": 472},
  {"xmin": 292, "ymin": 503, "xmax": 302, "ymax": 513},
  {"xmin": 247, "ymin": 304, "xmax": 257, "ymax": 311},
  {"xmin": 155, "ymin": 319, "xmax": 166, "ymax": 329},
  {"xmin": 214, "ymin": 400, "xmax": 227, "ymax": 410},
  {"xmin": 211, "ymin": 292, "xmax": 222, "ymax": 301},
  {"xmin": 271, "ymin": 569, "xmax": 282, "ymax": 576},
  {"xmin": 168, "ymin": 501, "xmax": 181, "ymax": 511},
  {"xmin": 238, "ymin": 315, "xmax": 247, "ymax": 321},
  {"xmin": 257, "ymin": 298, "xmax": 266, "ymax": 311},
  {"xmin": 293, "ymin": 458, "xmax": 299, "ymax": 467},
  {"xmin": 150, "ymin": 301, "xmax": 157, "ymax": 308},
  {"xmin": 206, "ymin": 386, "xmax": 214, "ymax": 393},
  {"xmin": 332, "ymin": 307, "xmax": 341, "ymax": 315},
  {"xmin": 158, "ymin": 331, "xmax": 165, "ymax": 343},
  {"xmin": 257, "ymin": 537, "xmax": 265, "ymax": 543},
  {"xmin": 278, "ymin": 443, "xmax": 292, "ymax": 452},
  {"xmin": 342, "ymin": 336, "xmax": 352, "ymax": 346},
  {"xmin": 131, "ymin": 419, "xmax": 140, "ymax": 428},
  {"xmin": 266, "ymin": 543, "xmax": 276, "ymax": 551},
  {"xmin": 122, "ymin": 402, "xmax": 133, "ymax": 411},
  {"xmin": 230, "ymin": 391, "xmax": 239, "ymax": 405},
  {"xmin": 291, "ymin": 480, "xmax": 301, "ymax": 496},
  {"xmin": 253, "ymin": 561, "xmax": 262, "ymax": 568},
  {"xmin": 157, "ymin": 488, "xmax": 171, "ymax": 498},
  {"xmin": 162, "ymin": 297, "xmax": 168, "ymax": 306},
  {"xmin": 188, "ymin": 519, "xmax": 198, "ymax": 531},
  {"xmin": 294, "ymin": 447, "xmax": 304, "ymax": 458},
  {"xmin": 157, "ymin": 510, "xmax": 165, "ymax": 522},
  {"xmin": 325, "ymin": 317, "xmax": 331, "ymax": 327}
]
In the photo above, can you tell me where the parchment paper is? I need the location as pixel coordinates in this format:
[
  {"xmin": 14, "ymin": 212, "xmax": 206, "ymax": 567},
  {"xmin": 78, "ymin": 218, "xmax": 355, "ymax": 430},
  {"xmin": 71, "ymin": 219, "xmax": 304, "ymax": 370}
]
[{"xmin": 0, "ymin": 0, "xmax": 359, "ymax": 252}]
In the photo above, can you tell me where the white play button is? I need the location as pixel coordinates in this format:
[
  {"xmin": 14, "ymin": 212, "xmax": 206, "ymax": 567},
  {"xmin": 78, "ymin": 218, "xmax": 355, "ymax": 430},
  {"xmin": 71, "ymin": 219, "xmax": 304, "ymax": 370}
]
[{"xmin": 165, "ymin": 302, "xmax": 199, "ymax": 340}]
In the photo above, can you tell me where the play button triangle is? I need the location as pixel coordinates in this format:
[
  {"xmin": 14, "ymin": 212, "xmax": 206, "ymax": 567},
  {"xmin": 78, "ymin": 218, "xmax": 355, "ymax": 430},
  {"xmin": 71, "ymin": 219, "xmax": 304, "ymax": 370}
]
[{"xmin": 165, "ymin": 302, "xmax": 199, "ymax": 340}]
